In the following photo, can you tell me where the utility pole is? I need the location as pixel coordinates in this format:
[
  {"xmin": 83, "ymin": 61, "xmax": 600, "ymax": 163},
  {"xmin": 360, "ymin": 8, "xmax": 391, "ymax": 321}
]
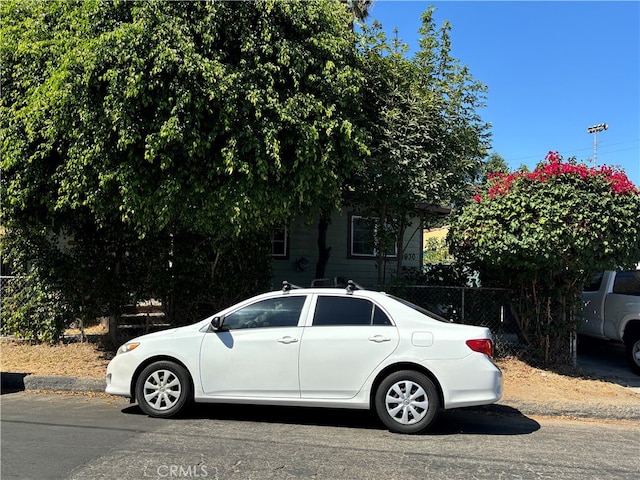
[{"xmin": 586, "ymin": 123, "xmax": 608, "ymax": 166}]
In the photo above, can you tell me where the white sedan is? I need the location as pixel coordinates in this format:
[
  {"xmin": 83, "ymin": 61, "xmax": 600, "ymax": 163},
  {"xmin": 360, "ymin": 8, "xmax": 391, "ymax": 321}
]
[{"xmin": 106, "ymin": 283, "xmax": 502, "ymax": 434}]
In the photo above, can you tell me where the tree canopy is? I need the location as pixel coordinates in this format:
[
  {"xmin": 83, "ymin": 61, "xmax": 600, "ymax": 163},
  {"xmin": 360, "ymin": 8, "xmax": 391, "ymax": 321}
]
[
  {"xmin": 448, "ymin": 152, "xmax": 640, "ymax": 364},
  {"xmin": 1, "ymin": 0, "xmax": 367, "ymax": 339},
  {"xmin": 350, "ymin": 9, "xmax": 489, "ymax": 282},
  {"xmin": 2, "ymin": 0, "xmax": 367, "ymax": 238},
  {"xmin": 1, "ymin": 0, "xmax": 492, "ymax": 341}
]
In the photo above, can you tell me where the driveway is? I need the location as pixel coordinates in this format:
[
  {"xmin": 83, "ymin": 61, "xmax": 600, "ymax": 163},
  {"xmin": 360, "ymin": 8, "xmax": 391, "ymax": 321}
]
[{"xmin": 577, "ymin": 336, "xmax": 640, "ymax": 392}]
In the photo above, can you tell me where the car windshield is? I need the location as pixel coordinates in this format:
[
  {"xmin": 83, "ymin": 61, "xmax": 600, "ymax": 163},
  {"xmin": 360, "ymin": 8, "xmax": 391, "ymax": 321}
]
[{"xmin": 387, "ymin": 295, "xmax": 451, "ymax": 323}]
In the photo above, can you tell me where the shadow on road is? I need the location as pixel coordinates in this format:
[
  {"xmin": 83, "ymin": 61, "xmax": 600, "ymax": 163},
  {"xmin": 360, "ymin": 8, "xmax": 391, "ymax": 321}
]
[
  {"xmin": 0, "ymin": 372, "xmax": 28, "ymax": 395},
  {"xmin": 431, "ymin": 406, "xmax": 540, "ymax": 435},
  {"xmin": 122, "ymin": 402, "xmax": 540, "ymax": 436}
]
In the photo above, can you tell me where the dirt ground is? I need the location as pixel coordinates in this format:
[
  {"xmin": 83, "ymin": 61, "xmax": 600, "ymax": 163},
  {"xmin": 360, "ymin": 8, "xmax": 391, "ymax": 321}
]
[
  {"xmin": 1, "ymin": 326, "xmax": 638, "ymax": 407},
  {"xmin": 497, "ymin": 355, "xmax": 638, "ymax": 406}
]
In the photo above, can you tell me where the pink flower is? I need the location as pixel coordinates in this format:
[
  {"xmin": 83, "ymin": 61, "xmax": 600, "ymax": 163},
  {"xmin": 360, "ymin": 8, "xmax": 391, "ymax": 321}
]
[{"xmin": 479, "ymin": 150, "xmax": 639, "ymax": 199}]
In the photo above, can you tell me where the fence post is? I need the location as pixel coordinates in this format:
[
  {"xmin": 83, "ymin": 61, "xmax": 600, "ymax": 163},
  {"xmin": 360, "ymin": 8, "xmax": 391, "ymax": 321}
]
[{"xmin": 461, "ymin": 287, "xmax": 465, "ymax": 324}]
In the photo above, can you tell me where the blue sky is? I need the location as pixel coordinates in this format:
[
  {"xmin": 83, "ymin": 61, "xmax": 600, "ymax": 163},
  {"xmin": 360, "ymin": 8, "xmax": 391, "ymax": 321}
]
[{"xmin": 366, "ymin": 1, "xmax": 640, "ymax": 187}]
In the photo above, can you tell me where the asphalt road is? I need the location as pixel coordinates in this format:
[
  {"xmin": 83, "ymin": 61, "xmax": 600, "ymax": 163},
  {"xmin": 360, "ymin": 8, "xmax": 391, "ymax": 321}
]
[{"xmin": 2, "ymin": 391, "xmax": 638, "ymax": 480}]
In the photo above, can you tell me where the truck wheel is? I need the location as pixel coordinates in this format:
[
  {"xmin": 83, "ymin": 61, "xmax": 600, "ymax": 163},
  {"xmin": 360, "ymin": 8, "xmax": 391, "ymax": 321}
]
[{"xmin": 625, "ymin": 334, "xmax": 640, "ymax": 375}]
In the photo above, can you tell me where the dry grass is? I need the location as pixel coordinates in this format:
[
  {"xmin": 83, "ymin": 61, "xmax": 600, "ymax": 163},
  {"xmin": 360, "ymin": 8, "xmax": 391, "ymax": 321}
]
[
  {"xmin": 1, "ymin": 340, "xmax": 113, "ymax": 378},
  {"xmin": 1, "ymin": 324, "xmax": 112, "ymax": 378},
  {"xmin": 1, "ymin": 332, "xmax": 638, "ymax": 407}
]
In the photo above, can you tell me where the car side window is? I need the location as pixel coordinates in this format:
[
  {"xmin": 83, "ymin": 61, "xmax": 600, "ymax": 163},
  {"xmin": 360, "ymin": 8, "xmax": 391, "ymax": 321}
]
[
  {"xmin": 224, "ymin": 296, "xmax": 306, "ymax": 330},
  {"xmin": 583, "ymin": 274, "xmax": 604, "ymax": 292},
  {"xmin": 612, "ymin": 271, "xmax": 640, "ymax": 296},
  {"xmin": 313, "ymin": 296, "xmax": 392, "ymax": 326}
]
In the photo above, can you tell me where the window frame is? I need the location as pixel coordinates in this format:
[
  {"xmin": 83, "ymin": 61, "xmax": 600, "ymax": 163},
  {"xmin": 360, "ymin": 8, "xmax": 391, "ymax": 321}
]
[
  {"xmin": 348, "ymin": 214, "xmax": 397, "ymax": 259},
  {"xmin": 222, "ymin": 295, "xmax": 306, "ymax": 330},
  {"xmin": 311, "ymin": 295, "xmax": 393, "ymax": 327},
  {"xmin": 612, "ymin": 271, "xmax": 640, "ymax": 296},
  {"xmin": 270, "ymin": 226, "xmax": 289, "ymax": 259}
]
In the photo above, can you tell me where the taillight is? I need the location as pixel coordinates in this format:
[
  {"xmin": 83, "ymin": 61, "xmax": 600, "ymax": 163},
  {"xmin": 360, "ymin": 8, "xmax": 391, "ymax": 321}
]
[{"xmin": 466, "ymin": 339, "xmax": 493, "ymax": 358}]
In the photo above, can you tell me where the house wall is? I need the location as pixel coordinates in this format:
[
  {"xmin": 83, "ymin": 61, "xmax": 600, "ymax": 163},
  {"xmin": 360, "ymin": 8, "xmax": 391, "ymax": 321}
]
[{"xmin": 270, "ymin": 210, "xmax": 424, "ymax": 288}]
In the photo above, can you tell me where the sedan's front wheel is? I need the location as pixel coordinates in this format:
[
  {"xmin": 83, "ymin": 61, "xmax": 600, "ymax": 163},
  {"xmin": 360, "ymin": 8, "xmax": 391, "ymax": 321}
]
[
  {"xmin": 375, "ymin": 370, "xmax": 440, "ymax": 434},
  {"xmin": 136, "ymin": 361, "xmax": 192, "ymax": 418}
]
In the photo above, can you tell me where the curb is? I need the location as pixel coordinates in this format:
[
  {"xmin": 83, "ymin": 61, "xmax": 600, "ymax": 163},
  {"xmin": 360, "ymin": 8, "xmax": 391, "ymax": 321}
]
[
  {"xmin": 473, "ymin": 400, "xmax": 640, "ymax": 422},
  {"xmin": 25, "ymin": 375, "xmax": 105, "ymax": 393},
  {"xmin": 1, "ymin": 373, "xmax": 104, "ymax": 394}
]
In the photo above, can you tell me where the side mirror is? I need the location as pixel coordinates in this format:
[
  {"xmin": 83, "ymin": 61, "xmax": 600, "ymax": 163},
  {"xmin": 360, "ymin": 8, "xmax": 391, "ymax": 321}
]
[{"xmin": 211, "ymin": 315, "xmax": 226, "ymax": 331}]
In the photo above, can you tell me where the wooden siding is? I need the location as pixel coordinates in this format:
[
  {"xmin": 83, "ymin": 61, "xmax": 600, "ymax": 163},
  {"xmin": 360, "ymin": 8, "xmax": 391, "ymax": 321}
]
[{"xmin": 271, "ymin": 210, "xmax": 423, "ymax": 288}]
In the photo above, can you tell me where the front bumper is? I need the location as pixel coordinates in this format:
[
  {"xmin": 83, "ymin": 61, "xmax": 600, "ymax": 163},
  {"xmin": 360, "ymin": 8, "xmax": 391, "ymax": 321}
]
[{"xmin": 105, "ymin": 353, "xmax": 138, "ymax": 398}]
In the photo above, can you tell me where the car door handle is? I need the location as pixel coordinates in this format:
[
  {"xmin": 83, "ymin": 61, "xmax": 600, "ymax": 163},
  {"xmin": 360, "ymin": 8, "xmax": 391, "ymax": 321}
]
[
  {"xmin": 369, "ymin": 335, "xmax": 391, "ymax": 343},
  {"xmin": 277, "ymin": 336, "xmax": 299, "ymax": 344}
]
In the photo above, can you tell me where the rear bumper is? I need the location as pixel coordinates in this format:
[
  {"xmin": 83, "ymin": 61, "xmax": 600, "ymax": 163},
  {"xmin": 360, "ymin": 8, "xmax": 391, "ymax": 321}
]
[{"xmin": 431, "ymin": 356, "xmax": 503, "ymax": 409}]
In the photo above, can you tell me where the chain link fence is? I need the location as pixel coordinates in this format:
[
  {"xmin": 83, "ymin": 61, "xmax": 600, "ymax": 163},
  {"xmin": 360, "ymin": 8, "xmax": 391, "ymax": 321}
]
[
  {"xmin": 1, "ymin": 275, "xmax": 29, "ymax": 310},
  {"xmin": 2, "ymin": 275, "xmax": 526, "ymax": 356},
  {"xmin": 1, "ymin": 276, "xmax": 29, "ymax": 335},
  {"xmin": 386, "ymin": 285, "xmax": 526, "ymax": 358}
]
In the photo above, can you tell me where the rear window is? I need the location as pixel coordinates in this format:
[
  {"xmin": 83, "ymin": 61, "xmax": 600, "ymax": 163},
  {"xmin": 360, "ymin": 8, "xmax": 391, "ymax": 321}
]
[
  {"xmin": 387, "ymin": 295, "xmax": 450, "ymax": 323},
  {"xmin": 612, "ymin": 271, "xmax": 640, "ymax": 296}
]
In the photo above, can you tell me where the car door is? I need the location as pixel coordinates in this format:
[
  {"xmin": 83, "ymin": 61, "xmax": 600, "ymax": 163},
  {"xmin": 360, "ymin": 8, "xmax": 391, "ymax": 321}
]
[
  {"xmin": 199, "ymin": 295, "xmax": 308, "ymax": 397},
  {"xmin": 298, "ymin": 295, "xmax": 399, "ymax": 399}
]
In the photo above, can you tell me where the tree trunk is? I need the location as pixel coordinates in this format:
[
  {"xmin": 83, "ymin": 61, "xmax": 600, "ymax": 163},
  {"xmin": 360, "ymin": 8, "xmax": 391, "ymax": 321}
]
[
  {"xmin": 315, "ymin": 218, "xmax": 331, "ymax": 279},
  {"xmin": 106, "ymin": 260, "xmax": 122, "ymax": 346},
  {"xmin": 395, "ymin": 219, "xmax": 407, "ymax": 279},
  {"xmin": 512, "ymin": 279, "xmax": 576, "ymax": 366}
]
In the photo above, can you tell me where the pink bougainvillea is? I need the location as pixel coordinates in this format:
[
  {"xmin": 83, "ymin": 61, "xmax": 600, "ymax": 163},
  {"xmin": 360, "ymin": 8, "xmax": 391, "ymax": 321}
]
[{"xmin": 477, "ymin": 151, "xmax": 638, "ymax": 201}]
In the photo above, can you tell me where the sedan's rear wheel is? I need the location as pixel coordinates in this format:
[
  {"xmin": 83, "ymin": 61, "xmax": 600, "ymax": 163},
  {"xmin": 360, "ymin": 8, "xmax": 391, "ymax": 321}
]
[
  {"xmin": 374, "ymin": 370, "xmax": 440, "ymax": 434},
  {"xmin": 136, "ymin": 361, "xmax": 191, "ymax": 418}
]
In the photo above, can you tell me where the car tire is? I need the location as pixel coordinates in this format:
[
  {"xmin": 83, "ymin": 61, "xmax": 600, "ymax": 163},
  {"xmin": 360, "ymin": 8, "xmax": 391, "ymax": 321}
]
[
  {"xmin": 624, "ymin": 333, "xmax": 640, "ymax": 376},
  {"xmin": 374, "ymin": 370, "xmax": 440, "ymax": 434},
  {"xmin": 136, "ymin": 361, "xmax": 192, "ymax": 418}
]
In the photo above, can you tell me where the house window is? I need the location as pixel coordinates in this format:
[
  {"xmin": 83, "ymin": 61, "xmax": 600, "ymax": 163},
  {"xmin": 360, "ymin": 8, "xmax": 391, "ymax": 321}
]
[
  {"xmin": 349, "ymin": 215, "xmax": 396, "ymax": 258},
  {"xmin": 271, "ymin": 227, "xmax": 289, "ymax": 258}
]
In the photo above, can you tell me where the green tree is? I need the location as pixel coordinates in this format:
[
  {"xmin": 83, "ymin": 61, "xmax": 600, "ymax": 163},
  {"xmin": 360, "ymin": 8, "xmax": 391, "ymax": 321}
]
[
  {"xmin": 350, "ymin": 9, "xmax": 489, "ymax": 284},
  {"xmin": 345, "ymin": 0, "xmax": 375, "ymax": 22},
  {"xmin": 448, "ymin": 152, "xmax": 640, "ymax": 365},
  {"xmin": 313, "ymin": 0, "xmax": 375, "ymax": 280},
  {"xmin": 1, "ymin": 0, "xmax": 366, "ymax": 341},
  {"xmin": 478, "ymin": 152, "xmax": 509, "ymax": 185},
  {"xmin": 423, "ymin": 236, "xmax": 453, "ymax": 265}
]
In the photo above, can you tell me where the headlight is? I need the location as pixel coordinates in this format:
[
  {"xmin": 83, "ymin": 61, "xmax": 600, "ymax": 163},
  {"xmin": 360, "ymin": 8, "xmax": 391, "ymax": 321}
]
[{"xmin": 117, "ymin": 342, "xmax": 140, "ymax": 355}]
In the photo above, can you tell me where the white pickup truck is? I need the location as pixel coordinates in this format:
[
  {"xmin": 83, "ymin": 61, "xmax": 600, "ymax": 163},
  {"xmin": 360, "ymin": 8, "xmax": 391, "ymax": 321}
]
[{"xmin": 579, "ymin": 270, "xmax": 640, "ymax": 375}]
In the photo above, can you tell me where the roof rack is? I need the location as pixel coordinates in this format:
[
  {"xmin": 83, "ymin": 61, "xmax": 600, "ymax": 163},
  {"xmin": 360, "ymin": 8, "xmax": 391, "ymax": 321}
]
[
  {"xmin": 282, "ymin": 281, "xmax": 302, "ymax": 293},
  {"xmin": 346, "ymin": 280, "xmax": 364, "ymax": 295}
]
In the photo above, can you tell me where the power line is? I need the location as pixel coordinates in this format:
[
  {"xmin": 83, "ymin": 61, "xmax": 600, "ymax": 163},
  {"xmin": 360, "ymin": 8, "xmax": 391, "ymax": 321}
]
[{"xmin": 502, "ymin": 139, "xmax": 639, "ymax": 164}]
